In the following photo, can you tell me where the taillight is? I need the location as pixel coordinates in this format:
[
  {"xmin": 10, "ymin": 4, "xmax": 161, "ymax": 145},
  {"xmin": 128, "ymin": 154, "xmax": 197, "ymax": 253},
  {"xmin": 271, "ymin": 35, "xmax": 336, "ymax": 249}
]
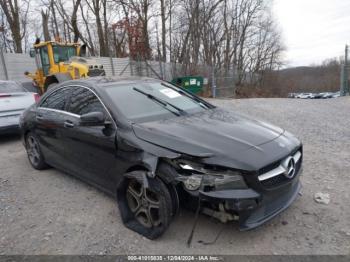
[
  {"xmin": 0, "ymin": 93, "xmax": 11, "ymax": 98},
  {"xmin": 33, "ymin": 93, "xmax": 40, "ymax": 102}
]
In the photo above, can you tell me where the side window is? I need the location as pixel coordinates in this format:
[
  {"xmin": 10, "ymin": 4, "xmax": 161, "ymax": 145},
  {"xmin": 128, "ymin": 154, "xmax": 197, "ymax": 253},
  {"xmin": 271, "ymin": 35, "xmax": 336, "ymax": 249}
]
[
  {"xmin": 40, "ymin": 46, "xmax": 50, "ymax": 76},
  {"xmin": 67, "ymin": 87, "xmax": 106, "ymax": 116},
  {"xmin": 40, "ymin": 87, "xmax": 71, "ymax": 111}
]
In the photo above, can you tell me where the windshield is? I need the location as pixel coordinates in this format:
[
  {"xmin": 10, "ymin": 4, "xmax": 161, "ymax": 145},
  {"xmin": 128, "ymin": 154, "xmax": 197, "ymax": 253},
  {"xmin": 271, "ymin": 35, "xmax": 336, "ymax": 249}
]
[
  {"xmin": 105, "ymin": 82, "xmax": 209, "ymax": 122},
  {"xmin": 0, "ymin": 81, "xmax": 25, "ymax": 93},
  {"xmin": 53, "ymin": 46, "xmax": 77, "ymax": 63}
]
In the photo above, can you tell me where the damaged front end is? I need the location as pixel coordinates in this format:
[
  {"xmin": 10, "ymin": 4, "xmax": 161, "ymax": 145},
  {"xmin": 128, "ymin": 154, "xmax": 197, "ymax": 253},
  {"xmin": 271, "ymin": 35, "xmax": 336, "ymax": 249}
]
[{"xmin": 168, "ymin": 154, "xmax": 302, "ymax": 231}]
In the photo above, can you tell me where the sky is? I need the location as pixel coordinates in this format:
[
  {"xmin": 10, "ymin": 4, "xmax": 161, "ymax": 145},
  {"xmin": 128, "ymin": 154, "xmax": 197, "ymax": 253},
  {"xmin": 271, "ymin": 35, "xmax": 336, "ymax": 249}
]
[{"xmin": 273, "ymin": 0, "xmax": 350, "ymax": 67}]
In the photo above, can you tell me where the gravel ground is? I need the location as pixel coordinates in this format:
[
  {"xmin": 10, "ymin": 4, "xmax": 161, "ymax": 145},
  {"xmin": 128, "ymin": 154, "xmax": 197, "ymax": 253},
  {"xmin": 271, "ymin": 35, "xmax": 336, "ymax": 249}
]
[{"xmin": 0, "ymin": 97, "xmax": 350, "ymax": 255}]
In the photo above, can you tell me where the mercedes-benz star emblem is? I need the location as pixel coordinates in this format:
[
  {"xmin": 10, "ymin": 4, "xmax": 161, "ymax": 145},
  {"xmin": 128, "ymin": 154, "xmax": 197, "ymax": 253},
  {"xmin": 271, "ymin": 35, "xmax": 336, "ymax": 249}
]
[{"xmin": 285, "ymin": 158, "xmax": 296, "ymax": 178}]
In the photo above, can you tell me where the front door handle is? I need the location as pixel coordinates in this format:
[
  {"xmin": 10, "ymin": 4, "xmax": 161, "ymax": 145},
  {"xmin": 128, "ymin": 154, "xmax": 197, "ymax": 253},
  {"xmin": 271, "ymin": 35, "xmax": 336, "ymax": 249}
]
[
  {"xmin": 36, "ymin": 114, "xmax": 44, "ymax": 121},
  {"xmin": 64, "ymin": 120, "xmax": 74, "ymax": 128}
]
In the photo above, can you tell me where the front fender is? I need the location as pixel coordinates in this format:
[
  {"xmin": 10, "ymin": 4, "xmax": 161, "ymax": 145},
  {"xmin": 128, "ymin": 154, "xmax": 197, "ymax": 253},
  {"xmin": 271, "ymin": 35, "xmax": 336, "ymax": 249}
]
[{"xmin": 117, "ymin": 130, "xmax": 181, "ymax": 176}]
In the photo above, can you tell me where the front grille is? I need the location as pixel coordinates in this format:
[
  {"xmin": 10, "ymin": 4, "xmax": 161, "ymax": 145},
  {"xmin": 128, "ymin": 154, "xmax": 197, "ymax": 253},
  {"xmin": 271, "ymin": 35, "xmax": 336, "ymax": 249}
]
[
  {"xmin": 88, "ymin": 69, "xmax": 105, "ymax": 77},
  {"xmin": 260, "ymin": 174, "xmax": 289, "ymax": 188},
  {"xmin": 259, "ymin": 161, "xmax": 280, "ymax": 175},
  {"xmin": 258, "ymin": 148, "xmax": 302, "ymax": 189}
]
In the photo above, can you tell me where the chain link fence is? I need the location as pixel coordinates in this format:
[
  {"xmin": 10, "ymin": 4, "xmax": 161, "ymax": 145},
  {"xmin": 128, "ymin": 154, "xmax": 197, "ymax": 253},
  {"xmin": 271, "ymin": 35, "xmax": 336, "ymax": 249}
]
[{"xmin": 0, "ymin": 50, "xmax": 237, "ymax": 98}]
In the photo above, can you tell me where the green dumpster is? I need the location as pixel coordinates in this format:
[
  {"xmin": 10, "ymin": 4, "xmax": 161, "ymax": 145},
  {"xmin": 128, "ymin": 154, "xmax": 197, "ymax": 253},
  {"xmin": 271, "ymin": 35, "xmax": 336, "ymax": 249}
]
[{"xmin": 171, "ymin": 76, "xmax": 203, "ymax": 94}]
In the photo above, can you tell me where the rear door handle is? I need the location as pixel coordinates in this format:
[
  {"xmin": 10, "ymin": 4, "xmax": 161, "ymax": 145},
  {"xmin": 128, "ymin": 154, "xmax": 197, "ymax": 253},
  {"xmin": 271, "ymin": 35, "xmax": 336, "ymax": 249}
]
[{"xmin": 64, "ymin": 120, "xmax": 74, "ymax": 128}]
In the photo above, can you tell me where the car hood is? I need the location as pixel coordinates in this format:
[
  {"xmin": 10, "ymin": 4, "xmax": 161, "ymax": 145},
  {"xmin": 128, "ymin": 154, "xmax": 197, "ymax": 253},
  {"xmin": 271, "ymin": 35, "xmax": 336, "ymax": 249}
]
[{"xmin": 132, "ymin": 108, "xmax": 286, "ymax": 165}]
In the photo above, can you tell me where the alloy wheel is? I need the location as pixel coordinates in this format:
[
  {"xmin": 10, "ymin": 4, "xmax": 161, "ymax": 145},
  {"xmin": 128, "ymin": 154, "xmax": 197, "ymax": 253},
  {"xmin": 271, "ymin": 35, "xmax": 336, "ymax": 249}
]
[
  {"xmin": 27, "ymin": 136, "xmax": 40, "ymax": 166},
  {"xmin": 126, "ymin": 179, "xmax": 161, "ymax": 228}
]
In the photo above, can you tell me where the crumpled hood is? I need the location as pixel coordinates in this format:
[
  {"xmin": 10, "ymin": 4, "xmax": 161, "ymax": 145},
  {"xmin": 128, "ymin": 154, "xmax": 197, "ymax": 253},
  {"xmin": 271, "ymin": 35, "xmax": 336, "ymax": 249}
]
[{"xmin": 132, "ymin": 108, "xmax": 285, "ymax": 162}]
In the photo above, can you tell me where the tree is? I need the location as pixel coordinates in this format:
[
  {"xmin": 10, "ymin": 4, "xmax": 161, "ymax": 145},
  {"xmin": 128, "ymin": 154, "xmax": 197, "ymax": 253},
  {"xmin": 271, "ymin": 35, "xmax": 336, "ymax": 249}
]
[
  {"xmin": 119, "ymin": 0, "xmax": 153, "ymax": 59},
  {"xmin": 0, "ymin": 0, "xmax": 29, "ymax": 53},
  {"xmin": 41, "ymin": 9, "xmax": 50, "ymax": 41},
  {"xmin": 86, "ymin": 0, "xmax": 109, "ymax": 56}
]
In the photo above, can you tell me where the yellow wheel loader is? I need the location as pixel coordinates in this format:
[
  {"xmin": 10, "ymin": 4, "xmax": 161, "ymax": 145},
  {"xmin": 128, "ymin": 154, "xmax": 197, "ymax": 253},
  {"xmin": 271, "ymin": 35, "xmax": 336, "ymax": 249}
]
[{"xmin": 25, "ymin": 39, "xmax": 105, "ymax": 94}]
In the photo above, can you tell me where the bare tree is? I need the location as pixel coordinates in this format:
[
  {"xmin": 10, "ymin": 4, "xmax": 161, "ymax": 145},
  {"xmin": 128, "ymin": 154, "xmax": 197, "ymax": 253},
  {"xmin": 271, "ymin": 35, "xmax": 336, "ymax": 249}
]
[
  {"xmin": 70, "ymin": 0, "xmax": 82, "ymax": 42},
  {"xmin": 0, "ymin": 0, "xmax": 30, "ymax": 53},
  {"xmin": 53, "ymin": 0, "xmax": 96, "ymax": 53},
  {"xmin": 159, "ymin": 0, "xmax": 166, "ymax": 62},
  {"xmin": 41, "ymin": 9, "xmax": 50, "ymax": 41},
  {"xmin": 86, "ymin": 0, "xmax": 109, "ymax": 56},
  {"xmin": 49, "ymin": 0, "xmax": 59, "ymax": 38},
  {"xmin": 1, "ymin": 0, "xmax": 284, "ymax": 94}
]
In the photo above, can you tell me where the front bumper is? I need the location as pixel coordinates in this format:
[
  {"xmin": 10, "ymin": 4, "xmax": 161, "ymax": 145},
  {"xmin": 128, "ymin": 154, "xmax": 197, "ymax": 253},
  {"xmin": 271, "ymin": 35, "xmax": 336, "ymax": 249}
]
[{"xmin": 198, "ymin": 169, "xmax": 302, "ymax": 231}]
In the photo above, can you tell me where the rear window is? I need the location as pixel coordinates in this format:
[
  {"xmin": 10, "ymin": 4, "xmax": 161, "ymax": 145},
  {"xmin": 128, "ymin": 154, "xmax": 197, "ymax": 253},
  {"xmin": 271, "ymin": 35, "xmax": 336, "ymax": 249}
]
[{"xmin": 0, "ymin": 81, "xmax": 25, "ymax": 93}]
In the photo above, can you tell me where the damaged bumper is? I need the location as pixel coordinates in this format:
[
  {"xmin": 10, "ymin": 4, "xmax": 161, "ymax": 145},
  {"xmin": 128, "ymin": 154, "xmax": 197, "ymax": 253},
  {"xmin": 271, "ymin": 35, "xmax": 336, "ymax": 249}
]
[{"xmin": 198, "ymin": 169, "xmax": 302, "ymax": 231}]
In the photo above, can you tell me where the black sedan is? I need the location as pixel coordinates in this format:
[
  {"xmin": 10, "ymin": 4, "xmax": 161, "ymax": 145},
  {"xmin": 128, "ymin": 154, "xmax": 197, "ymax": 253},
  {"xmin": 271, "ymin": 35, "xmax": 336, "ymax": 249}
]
[{"xmin": 20, "ymin": 77, "xmax": 303, "ymax": 239}]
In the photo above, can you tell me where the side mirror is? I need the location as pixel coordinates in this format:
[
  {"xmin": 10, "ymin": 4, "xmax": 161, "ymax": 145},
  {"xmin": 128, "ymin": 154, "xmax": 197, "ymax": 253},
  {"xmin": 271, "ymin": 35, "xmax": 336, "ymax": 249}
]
[
  {"xmin": 80, "ymin": 111, "xmax": 105, "ymax": 126},
  {"xmin": 29, "ymin": 48, "xmax": 35, "ymax": 58}
]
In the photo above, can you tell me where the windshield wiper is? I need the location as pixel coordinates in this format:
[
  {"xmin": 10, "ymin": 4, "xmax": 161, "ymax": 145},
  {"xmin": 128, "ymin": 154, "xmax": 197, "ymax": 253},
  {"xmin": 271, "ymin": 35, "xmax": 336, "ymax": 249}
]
[
  {"xmin": 160, "ymin": 82, "xmax": 212, "ymax": 109},
  {"xmin": 133, "ymin": 87, "xmax": 186, "ymax": 116}
]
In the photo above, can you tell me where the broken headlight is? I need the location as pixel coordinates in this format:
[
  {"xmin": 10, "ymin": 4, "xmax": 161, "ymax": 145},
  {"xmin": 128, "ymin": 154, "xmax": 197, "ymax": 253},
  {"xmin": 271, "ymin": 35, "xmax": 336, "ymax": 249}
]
[{"xmin": 176, "ymin": 161, "xmax": 247, "ymax": 191}]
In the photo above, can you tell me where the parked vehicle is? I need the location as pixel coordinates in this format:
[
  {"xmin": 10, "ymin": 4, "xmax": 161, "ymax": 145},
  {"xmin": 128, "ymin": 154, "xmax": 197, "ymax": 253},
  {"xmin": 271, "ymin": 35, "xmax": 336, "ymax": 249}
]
[
  {"xmin": 332, "ymin": 92, "xmax": 340, "ymax": 98},
  {"xmin": 0, "ymin": 81, "xmax": 39, "ymax": 135},
  {"xmin": 320, "ymin": 92, "xmax": 334, "ymax": 99},
  {"xmin": 293, "ymin": 92, "xmax": 340, "ymax": 99},
  {"xmin": 20, "ymin": 77, "xmax": 303, "ymax": 239},
  {"xmin": 312, "ymin": 93, "xmax": 324, "ymax": 99},
  {"xmin": 25, "ymin": 39, "xmax": 105, "ymax": 94},
  {"xmin": 295, "ymin": 93, "xmax": 313, "ymax": 99}
]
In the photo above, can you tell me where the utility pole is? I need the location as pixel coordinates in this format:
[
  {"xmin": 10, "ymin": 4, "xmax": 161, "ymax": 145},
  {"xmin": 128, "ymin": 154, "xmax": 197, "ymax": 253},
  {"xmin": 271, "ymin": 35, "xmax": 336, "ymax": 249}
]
[
  {"xmin": 211, "ymin": 66, "xmax": 217, "ymax": 98},
  {"xmin": 340, "ymin": 44, "xmax": 349, "ymax": 96},
  {"xmin": 107, "ymin": 27, "xmax": 115, "ymax": 76},
  {"xmin": 345, "ymin": 44, "xmax": 348, "ymax": 95}
]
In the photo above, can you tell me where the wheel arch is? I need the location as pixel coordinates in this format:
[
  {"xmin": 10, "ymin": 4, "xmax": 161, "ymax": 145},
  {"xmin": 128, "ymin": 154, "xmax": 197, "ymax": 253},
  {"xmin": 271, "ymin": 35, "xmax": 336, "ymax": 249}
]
[{"xmin": 118, "ymin": 160, "xmax": 180, "ymax": 216}]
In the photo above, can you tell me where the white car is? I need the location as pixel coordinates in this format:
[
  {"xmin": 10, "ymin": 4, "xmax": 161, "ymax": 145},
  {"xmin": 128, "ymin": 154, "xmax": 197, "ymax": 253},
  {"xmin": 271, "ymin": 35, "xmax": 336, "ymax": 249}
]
[
  {"xmin": 332, "ymin": 92, "xmax": 340, "ymax": 98},
  {"xmin": 320, "ymin": 92, "xmax": 334, "ymax": 99},
  {"xmin": 296, "ymin": 93, "xmax": 313, "ymax": 99},
  {"xmin": 0, "ymin": 80, "xmax": 39, "ymax": 135}
]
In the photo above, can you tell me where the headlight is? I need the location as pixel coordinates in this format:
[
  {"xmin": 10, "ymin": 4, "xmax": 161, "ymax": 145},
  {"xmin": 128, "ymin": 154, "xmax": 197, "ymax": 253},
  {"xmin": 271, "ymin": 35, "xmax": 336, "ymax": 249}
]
[
  {"xmin": 183, "ymin": 174, "xmax": 202, "ymax": 191},
  {"xmin": 179, "ymin": 163, "xmax": 195, "ymax": 170},
  {"xmin": 176, "ymin": 161, "xmax": 247, "ymax": 191}
]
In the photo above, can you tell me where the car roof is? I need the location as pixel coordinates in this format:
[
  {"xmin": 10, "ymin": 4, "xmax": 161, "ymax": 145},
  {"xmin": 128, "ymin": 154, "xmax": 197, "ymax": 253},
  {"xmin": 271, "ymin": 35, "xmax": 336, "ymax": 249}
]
[
  {"xmin": 61, "ymin": 76, "xmax": 161, "ymax": 89},
  {"xmin": 46, "ymin": 77, "xmax": 163, "ymax": 99}
]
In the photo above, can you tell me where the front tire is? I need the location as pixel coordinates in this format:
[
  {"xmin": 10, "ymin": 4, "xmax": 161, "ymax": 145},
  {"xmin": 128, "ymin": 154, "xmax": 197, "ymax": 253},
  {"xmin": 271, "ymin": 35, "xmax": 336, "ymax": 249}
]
[
  {"xmin": 25, "ymin": 133, "xmax": 48, "ymax": 170},
  {"xmin": 117, "ymin": 175, "xmax": 172, "ymax": 239}
]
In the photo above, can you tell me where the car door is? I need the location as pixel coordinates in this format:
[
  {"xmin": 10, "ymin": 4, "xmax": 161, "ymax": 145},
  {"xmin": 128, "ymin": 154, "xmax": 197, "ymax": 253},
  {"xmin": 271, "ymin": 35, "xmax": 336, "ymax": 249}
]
[
  {"xmin": 61, "ymin": 86, "xmax": 117, "ymax": 192},
  {"xmin": 35, "ymin": 87, "xmax": 72, "ymax": 167}
]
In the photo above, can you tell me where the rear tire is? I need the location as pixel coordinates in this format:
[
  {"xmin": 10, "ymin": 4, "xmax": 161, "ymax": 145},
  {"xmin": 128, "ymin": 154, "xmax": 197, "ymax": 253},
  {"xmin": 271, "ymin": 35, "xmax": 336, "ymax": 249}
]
[
  {"xmin": 117, "ymin": 175, "xmax": 172, "ymax": 239},
  {"xmin": 25, "ymin": 133, "xmax": 48, "ymax": 170}
]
